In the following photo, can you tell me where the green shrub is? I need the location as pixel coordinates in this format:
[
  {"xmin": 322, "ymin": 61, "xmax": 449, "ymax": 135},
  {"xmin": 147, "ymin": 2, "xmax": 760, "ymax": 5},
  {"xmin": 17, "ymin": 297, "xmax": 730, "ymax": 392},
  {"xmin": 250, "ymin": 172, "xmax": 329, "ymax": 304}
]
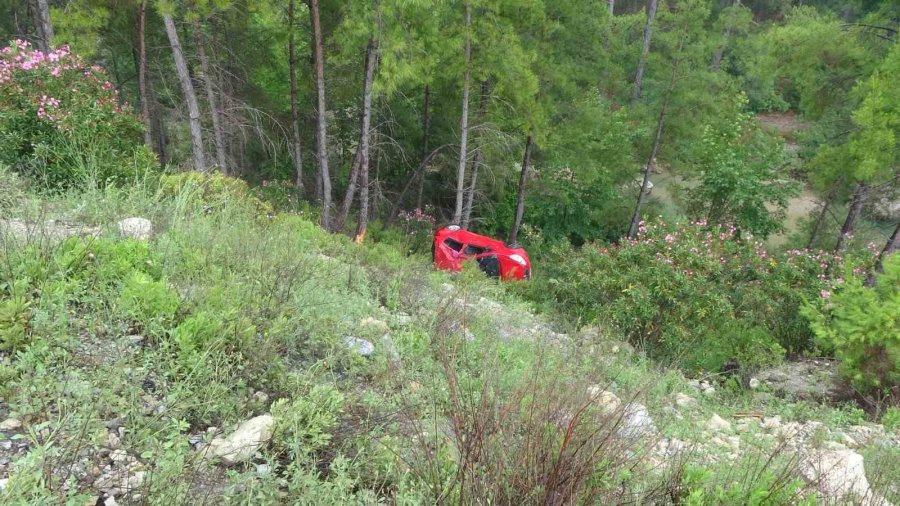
[
  {"xmin": 804, "ymin": 255, "xmax": 900, "ymax": 397},
  {"xmin": 160, "ymin": 171, "xmax": 274, "ymax": 216},
  {"xmin": 523, "ymin": 220, "xmax": 870, "ymax": 373},
  {"xmin": 118, "ymin": 271, "xmax": 179, "ymax": 330},
  {"xmin": 883, "ymin": 407, "xmax": 900, "ymax": 432},
  {"xmin": 0, "ymin": 40, "xmax": 156, "ymax": 188},
  {"xmin": 0, "ymin": 291, "xmax": 31, "ymax": 352},
  {"xmin": 271, "ymin": 383, "xmax": 345, "ymax": 460}
]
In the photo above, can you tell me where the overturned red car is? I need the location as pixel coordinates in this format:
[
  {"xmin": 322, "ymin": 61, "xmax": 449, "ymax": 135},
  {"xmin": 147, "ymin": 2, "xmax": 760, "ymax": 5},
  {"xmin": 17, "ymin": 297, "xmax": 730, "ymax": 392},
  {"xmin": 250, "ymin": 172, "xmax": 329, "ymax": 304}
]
[{"xmin": 432, "ymin": 226, "xmax": 531, "ymax": 280}]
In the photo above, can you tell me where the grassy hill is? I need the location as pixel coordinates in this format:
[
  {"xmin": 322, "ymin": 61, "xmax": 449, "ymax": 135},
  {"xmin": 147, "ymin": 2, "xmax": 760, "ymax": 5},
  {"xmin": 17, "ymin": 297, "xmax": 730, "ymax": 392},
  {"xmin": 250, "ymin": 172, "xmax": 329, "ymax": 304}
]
[{"xmin": 0, "ymin": 174, "xmax": 898, "ymax": 505}]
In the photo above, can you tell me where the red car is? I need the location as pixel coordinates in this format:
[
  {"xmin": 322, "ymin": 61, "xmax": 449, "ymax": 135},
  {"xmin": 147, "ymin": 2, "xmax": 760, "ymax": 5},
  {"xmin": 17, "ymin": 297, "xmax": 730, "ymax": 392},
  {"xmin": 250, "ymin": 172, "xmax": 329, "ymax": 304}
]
[{"xmin": 432, "ymin": 226, "xmax": 531, "ymax": 280}]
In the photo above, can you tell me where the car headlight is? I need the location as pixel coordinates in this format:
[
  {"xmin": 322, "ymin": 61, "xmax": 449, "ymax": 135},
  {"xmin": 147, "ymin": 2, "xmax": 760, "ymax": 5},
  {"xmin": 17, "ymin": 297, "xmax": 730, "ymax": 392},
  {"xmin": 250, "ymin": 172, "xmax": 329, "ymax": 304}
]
[{"xmin": 509, "ymin": 254, "xmax": 526, "ymax": 265}]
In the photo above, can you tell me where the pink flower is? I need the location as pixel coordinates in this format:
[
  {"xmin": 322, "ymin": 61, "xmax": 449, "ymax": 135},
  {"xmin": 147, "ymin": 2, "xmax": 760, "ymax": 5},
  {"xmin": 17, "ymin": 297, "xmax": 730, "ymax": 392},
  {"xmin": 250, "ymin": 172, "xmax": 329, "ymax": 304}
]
[{"xmin": 820, "ymin": 290, "xmax": 831, "ymax": 299}]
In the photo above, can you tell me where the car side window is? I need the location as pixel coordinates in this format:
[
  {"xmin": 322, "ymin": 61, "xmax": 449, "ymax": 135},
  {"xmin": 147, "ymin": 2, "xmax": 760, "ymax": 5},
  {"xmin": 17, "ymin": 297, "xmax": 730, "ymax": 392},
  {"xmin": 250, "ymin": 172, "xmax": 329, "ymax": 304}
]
[
  {"xmin": 463, "ymin": 244, "xmax": 487, "ymax": 255},
  {"xmin": 443, "ymin": 238, "xmax": 463, "ymax": 252}
]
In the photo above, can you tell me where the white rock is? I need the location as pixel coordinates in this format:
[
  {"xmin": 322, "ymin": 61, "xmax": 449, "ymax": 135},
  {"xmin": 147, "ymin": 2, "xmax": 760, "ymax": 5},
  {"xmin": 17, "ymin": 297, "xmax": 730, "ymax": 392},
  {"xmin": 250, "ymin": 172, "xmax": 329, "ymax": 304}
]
[
  {"xmin": 252, "ymin": 391, "xmax": 269, "ymax": 404},
  {"xmin": 587, "ymin": 386, "xmax": 621, "ymax": 415},
  {"xmin": 342, "ymin": 336, "xmax": 375, "ymax": 357},
  {"xmin": 256, "ymin": 464, "xmax": 271, "ymax": 475},
  {"xmin": 0, "ymin": 418, "xmax": 22, "ymax": 431},
  {"xmin": 0, "ymin": 478, "xmax": 7, "ymax": 490},
  {"xmin": 799, "ymin": 449, "xmax": 873, "ymax": 503},
  {"xmin": 104, "ymin": 497, "xmax": 119, "ymax": 506},
  {"xmin": 736, "ymin": 421, "xmax": 751, "ymax": 433},
  {"xmin": 749, "ymin": 378, "xmax": 761, "ymax": 389},
  {"xmin": 110, "ymin": 449, "xmax": 129, "ymax": 464},
  {"xmin": 824, "ymin": 441, "xmax": 848, "ymax": 451},
  {"xmin": 206, "ymin": 414, "xmax": 275, "ymax": 465},
  {"xmin": 618, "ymin": 403, "xmax": 657, "ymax": 440},
  {"xmin": 117, "ymin": 217, "xmax": 153, "ymax": 240},
  {"xmin": 708, "ymin": 414, "xmax": 732, "ymax": 432},
  {"xmin": 702, "ymin": 386, "xmax": 716, "ymax": 397},
  {"xmin": 674, "ymin": 392, "xmax": 697, "ymax": 408},
  {"xmin": 106, "ymin": 432, "xmax": 122, "ymax": 450},
  {"xmin": 760, "ymin": 416, "xmax": 782, "ymax": 431},
  {"xmin": 686, "ymin": 380, "xmax": 701, "ymax": 391}
]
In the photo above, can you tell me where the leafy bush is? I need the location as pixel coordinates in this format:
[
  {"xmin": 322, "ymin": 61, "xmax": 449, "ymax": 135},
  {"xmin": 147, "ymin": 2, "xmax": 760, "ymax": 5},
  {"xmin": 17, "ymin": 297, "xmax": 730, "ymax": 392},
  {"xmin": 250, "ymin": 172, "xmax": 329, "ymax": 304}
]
[
  {"xmin": 522, "ymin": 220, "xmax": 869, "ymax": 373},
  {"xmin": 118, "ymin": 271, "xmax": 179, "ymax": 331},
  {"xmin": 0, "ymin": 290, "xmax": 31, "ymax": 353},
  {"xmin": 685, "ymin": 96, "xmax": 798, "ymax": 238},
  {"xmin": 0, "ymin": 40, "xmax": 156, "ymax": 188},
  {"xmin": 271, "ymin": 383, "xmax": 345, "ymax": 460},
  {"xmin": 883, "ymin": 407, "xmax": 900, "ymax": 432},
  {"xmin": 804, "ymin": 254, "xmax": 900, "ymax": 398},
  {"xmin": 160, "ymin": 171, "xmax": 274, "ymax": 216}
]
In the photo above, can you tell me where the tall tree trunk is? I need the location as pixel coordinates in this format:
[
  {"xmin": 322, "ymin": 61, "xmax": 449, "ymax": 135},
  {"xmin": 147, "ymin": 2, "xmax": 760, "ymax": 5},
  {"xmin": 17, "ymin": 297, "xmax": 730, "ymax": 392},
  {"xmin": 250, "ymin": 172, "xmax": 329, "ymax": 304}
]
[
  {"xmin": 163, "ymin": 13, "xmax": 206, "ymax": 171},
  {"xmin": 627, "ymin": 84, "xmax": 671, "ymax": 238},
  {"xmin": 711, "ymin": 0, "xmax": 741, "ymax": 71},
  {"xmin": 461, "ymin": 80, "xmax": 490, "ymax": 230},
  {"xmin": 32, "ymin": 0, "xmax": 53, "ymax": 52},
  {"xmin": 310, "ymin": 0, "xmax": 332, "ymax": 229},
  {"xmin": 137, "ymin": 1, "xmax": 153, "ymax": 148},
  {"xmin": 806, "ymin": 185, "xmax": 839, "ymax": 250},
  {"xmin": 452, "ymin": 3, "xmax": 472, "ymax": 225},
  {"xmin": 631, "ymin": 0, "xmax": 658, "ymax": 102},
  {"xmin": 288, "ymin": 0, "xmax": 304, "ymax": 188},
  {"xmin": 336, "ymin": 151, "xmax": 362, "ymax": 232},
  {"xmin": 192, "ymin": 18, "xmax": 228, "ymax": 174},
  {"xmin": 508, "ymin": 135, "xmax": 533, "ymax": 246},
  {"xmin": 416, "ymin": 84, "xmax": 431, "ymax": 210},
  {"xmin": 867, "ymin": 221, "xmax": 900, "ymax": 286},
  {"xmin": 834, "ymin": 182, "xmax": 868, "ymax": 252},
  {"xmin": 461, "ymin": 150, "xmax": 481, "ymax": 230},
  {"xmin": 354, "ymin": 37, "xmax": 378, "ymax": 243},
  {"xmin": 608, "ymin": 0, "xmax": 615, "ymax": 15}
]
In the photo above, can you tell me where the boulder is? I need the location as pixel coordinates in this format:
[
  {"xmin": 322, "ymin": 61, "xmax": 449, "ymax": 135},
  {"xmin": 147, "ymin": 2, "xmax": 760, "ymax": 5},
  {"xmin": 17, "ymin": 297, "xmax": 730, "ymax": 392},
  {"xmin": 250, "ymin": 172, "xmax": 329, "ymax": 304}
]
[
  {"xmin": 342, "ymin": 336, "xmax": 375, "ymax": 357},
  {"xmin": 798, "ymin": 449, "xmax": 874, "ymax": 504},
  {"xmin": 756, "ymin": 360, "xmax": 850, "ymax": 402},
  {"xmin": 0, "ymin": 418, "xmax": 22, "ymax": 431},
  {"xmin": 205, "ymin": 414, "xmax": 275, "ymax": 465},
  {"xmin": 708, "ymin": 414, "xmax": 731, "ymax": 432},
  {"xmin": 587, "ymin": 386, "xmax": 621, "ymax": 415},
  {"xmin": 117, "ymin": 217, "xmax": 153, "ymax": 240},
  {"xmin": 618, "ymin": 403, "xmax": 657, "ymax": 440}
]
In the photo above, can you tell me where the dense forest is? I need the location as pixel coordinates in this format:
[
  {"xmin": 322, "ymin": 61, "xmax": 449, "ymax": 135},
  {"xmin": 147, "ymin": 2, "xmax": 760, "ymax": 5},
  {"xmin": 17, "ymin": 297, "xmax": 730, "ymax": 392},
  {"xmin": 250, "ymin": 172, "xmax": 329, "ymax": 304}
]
[
  {"xmin": 2, "ymin": 0, "xmax": 897, "ymax": 246},
  {"xmin": 1, "ymin": 0, "xmax": 899, "ymax": 504}
]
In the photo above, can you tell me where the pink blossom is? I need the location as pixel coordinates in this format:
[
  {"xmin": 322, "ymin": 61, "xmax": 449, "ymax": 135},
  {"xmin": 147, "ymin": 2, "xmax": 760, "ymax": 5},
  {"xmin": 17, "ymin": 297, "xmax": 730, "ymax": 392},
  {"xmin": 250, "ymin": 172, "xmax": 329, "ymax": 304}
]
[{"xmin": 820, "ymin": 290, "xmax": 831, "ymax": 299}]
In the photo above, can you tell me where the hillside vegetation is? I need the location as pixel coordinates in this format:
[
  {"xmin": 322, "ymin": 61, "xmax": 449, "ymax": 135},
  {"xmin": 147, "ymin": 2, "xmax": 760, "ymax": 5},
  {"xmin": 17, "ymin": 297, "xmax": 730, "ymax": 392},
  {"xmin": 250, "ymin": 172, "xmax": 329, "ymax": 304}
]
[{"xmin": 1, "ymin": 0, "xmax": 899, "ymax": 504}]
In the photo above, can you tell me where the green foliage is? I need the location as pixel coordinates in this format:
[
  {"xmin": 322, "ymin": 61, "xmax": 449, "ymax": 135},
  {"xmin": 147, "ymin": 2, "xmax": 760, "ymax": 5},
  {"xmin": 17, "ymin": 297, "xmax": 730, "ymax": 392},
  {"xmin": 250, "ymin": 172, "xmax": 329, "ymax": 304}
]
[
  {"xmin": 271, "ymin": 383, "xmax": 344, "ymax": 460},
  {"xmin": 0, "ymin": 40, "xmax": 156, "ymax": 189},
  {"xmin": 685, "ymin": 94, "xmax": 797, "ymax": 238},
  {"xmin": 523, "ymin": 220, "xmax": 869, "ymax": 372},
  {"xmin": 677, "ymin": 463, "xmax": 815, "ymax": 506},
  {"xmin": 0, "ymin": 289, "xmax": 31, "ymax": 353},
  {"xmin": 118, "ymin": 271, "xmax": 180, "ymax": 329},
  {"xmin": 804, "ymin": 255, "xmax": 900, "ymax": 396},
  {"xmin": 160, "ymin": 171, "xmax": 275, "ymax": 216},
  {"xmin": 883, "ymin": 407, "xmax": 900, "ymax": 432}
]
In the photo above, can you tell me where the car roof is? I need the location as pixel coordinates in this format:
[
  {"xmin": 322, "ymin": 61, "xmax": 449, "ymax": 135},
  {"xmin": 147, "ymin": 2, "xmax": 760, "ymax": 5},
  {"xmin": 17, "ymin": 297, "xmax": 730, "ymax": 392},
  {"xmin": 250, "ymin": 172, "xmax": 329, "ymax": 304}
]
[{"xmin": 435, "ymin": 227, "xmax": 508, "ymax": 251}]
